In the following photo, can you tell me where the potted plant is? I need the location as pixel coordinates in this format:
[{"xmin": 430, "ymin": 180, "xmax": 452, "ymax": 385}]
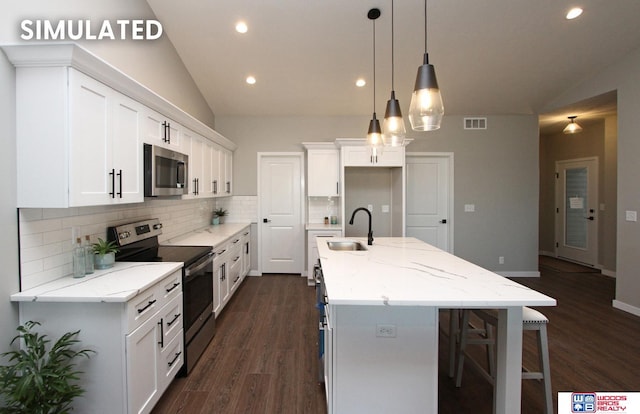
[
  {"xmin": 0, "ymin": 320, "xmax": 94, "ymax": 414},
  {"xmin": 213, "ymin": 208, "xmax": 228, "ymax": 224},
  {"xmin": 92, "ymin": 238, "xmax": 119, "ymax": 270}
]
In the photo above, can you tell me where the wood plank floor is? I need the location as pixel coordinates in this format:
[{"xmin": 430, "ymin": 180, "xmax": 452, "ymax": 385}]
[{"xmin": 153, "ymin": 264, "xmax": 640, "ymax": 414}]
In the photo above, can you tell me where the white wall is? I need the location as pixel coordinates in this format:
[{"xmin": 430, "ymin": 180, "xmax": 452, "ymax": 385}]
[
  {"xmin": 544, "ymin": 45, "xmax": 640, "ymax": 314},
  {"xmin": 0, "ymin": 0, "xmax": 216, "ymax": 359},
  {"xmin": 217, "ymin": 114, "xmax": 540, "ymax": 274}
]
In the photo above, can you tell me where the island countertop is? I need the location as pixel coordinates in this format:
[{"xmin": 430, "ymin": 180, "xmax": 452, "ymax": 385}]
[
  {"xmin": 10, "ymin": 262, "xmax": 183, "ymax": 303},
  {"xmin": 317, "ymin": 237, "xmax": 556, "ymax": 307}
]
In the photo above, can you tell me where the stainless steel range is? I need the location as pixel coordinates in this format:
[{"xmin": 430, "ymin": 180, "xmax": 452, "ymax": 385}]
[{"xmin": 108, "ymin": 218, "xmax": 215, "ymax": 375}]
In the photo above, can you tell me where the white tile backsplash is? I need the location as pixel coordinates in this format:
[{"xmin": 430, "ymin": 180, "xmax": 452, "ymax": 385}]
[
  {"xmin": 17, "ymin": 196, "xmax": 259, "ymax": 290},
  {"xmin": 308, "ymin": 196, "xmax": 340, "ymax": 224}
]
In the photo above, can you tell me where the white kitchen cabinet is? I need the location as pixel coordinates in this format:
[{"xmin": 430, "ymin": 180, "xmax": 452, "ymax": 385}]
[
  {"xmin": 210, "ymin": 226, "xmax": 250, "ymax": 317},
  {"xmin": 307, "ymin": 229, "xmax": 342, "ymax": 285},
  {"xmin": 222, "ymin": 149, "xmax": 233, "ymax": 196},
  {"xmin": 213, "ymin": 243, "xmax": 229, "ymax": 316},
  {"xmin": 14, "ymin": 67, "xmax": 144, "ymax": 207},
  {"xmin": 307, "ymin": 149, "xmax": 340, "ymax": 197},
  {"xmin": 183, "ymin": 130, "xmax": 214, "ymax": 198},
  {"xmin": 15, "ymin": 268, "xmax": 183, "ymax": 414},
  {"xmin": 240, "ymin": 229, "xmax": 251, "ymax": 278},
  {"xmin": 341, "ymin": 145, "xmax": 404, "ymax": 167},
  {"xmin": 143, "ymin": 107, "xmax": 181, "ymax": 150}
]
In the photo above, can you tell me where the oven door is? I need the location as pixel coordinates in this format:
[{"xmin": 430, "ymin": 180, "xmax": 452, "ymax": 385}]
[{"xmin": 183, "ymin": 251, "xmax": 214, "ymax": 344}]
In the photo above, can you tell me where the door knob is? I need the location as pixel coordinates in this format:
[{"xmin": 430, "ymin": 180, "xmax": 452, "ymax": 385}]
[
  {"xmin": 586, "ymin": 216, "xmax": 595, "ymax": 221},
  {"xmin": 263, "ymin": 218, "xmax": 271, "ymax": 223},
  {"xmin": 440, "ymin": 219, "xmax": 447, "ymax": 224}
]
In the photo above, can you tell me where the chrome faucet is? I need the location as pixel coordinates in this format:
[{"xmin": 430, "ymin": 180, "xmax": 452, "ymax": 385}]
[{"xmin": 349, "ymin": 207, "xmax": 374, "ymax": 245}]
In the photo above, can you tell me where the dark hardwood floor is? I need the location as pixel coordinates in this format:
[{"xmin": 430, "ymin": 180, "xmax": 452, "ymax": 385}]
[{"xmin": 153, "ymin": 262, "xmax": 640, "ymax": 414}]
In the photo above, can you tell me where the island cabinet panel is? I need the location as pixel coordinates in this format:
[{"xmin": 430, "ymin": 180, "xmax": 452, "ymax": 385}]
[{"xmin": 326, "ymin": 304, "xmax": 439, "ymax": 414}]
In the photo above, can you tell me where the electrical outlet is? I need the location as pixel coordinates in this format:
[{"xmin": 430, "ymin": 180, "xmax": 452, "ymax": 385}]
[
  {"xmin": 376, "ymin": 324, "xmax": 397, "ymax": 338},
  {"xmin": 367, "ymin": 204, "xmax": 373, "ymax": 212},
  {"xmin": 499, "ymin": 256, "xmax": 505, "ymax": 265}
]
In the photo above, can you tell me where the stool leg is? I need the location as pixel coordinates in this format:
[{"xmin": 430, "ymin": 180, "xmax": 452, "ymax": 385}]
[
  {"xmin": 537, "ymin": 324, "xmax": 553, "ymax": 414},
  {"xmin": 485, "ymin": 321, "xmax": 496, "ymax": 379},
  {"xmin": 455, "ymin": 310, "xmax": 470, "ymax": 387},
  {"xmin": 449, "ymin": 309, "xmax": 459, "ymax": 378}
]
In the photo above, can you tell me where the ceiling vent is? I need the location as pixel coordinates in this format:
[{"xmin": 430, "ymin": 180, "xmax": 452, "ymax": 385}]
[{"xmin": 464, "ymin": 117, "xmax": 487, "ymax": 130}]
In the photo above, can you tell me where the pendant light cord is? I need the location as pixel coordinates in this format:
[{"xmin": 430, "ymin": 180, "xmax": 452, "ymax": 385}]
[
  {"xmin": 391, "ymin": 0, "xmax": 395, "ymax": 91},
  {"xmin": 424, "ymin": 0, "xmax": 428, "ymax": 54},
  {"xmin": 372, "ymin": 16, "xmax": 376, "ymax": 114}
]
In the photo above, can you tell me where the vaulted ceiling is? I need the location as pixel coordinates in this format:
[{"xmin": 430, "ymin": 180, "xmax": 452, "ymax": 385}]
[{"xmin": 146, "ymin": 0, "xmax": 639, "ymax": 134}]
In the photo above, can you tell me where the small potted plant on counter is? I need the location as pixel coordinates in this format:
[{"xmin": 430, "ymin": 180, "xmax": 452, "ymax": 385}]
[
  {"xmin": 213, "ymin": 208, "xmax": 228, "ymax": 225},
  {"xmin": 92, "ymin": 238, "xmax": 119, "ymax": 269},
  {"xmin": 0, "ymin": 321, "xmax": 94, "ymax": 414}
]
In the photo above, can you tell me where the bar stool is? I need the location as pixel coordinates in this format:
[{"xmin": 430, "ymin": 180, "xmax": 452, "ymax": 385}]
[{"xmin": 455, "ymin": 307, "xmax": 553, "ymax": 414}]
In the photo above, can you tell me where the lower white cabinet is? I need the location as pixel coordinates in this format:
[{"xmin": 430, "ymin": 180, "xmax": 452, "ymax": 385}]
[
  {"xmin": 307, "ymin": 230, "xmax": 342, "ymax": 285},
  {"xmin": 212, "ymin": 226, "xmax": 251, "ymax": 317},
  {"xmin": 16, "ymin": 269, "xmax": 183, "ymax": 414}
]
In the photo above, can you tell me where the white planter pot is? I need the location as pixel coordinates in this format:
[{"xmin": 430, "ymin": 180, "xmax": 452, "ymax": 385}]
[{"xmin": 94, "ymin": 252, "xmax": 115, "ymax": 270}]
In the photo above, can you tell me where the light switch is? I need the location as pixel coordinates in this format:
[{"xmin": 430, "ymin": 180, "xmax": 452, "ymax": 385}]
[
  {"xmin": 367, "ymin": 204, "xmax": 373, "ymax": 212},
  {"xmin": 381, "ymin": 205, "xmax": 390, "ymax": 213},
  {"xmin": 625, "ymin": 210, "xmax": 637, "ymax": 222},
  {"xmin": 464, "ymin": 204, "xmax": 475, "ymax": 212}
]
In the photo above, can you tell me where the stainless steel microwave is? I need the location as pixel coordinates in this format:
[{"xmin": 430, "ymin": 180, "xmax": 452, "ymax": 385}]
[{"xmin": 144, "ymin": 144, "xmax": 188, "ymax": 197}]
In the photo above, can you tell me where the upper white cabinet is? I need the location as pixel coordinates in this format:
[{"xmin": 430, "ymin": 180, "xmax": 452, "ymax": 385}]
[
  {"xmin": 306, "ymin": 147, "xmax": 340, "ymax": 197},
  {"xmin": 15, "ymin": 67, "xmax": 144, "ymax": 207},
  {"xmin": 341, "ymin": 145, "xmax": 404, "ymax": 167},
  {"xmin": 183, "ymin": 130, "xmax": 214, "ymax": 198},
  {"xmin": 3, "ymin": 43, "xmax": 237, "ymax": 208}
]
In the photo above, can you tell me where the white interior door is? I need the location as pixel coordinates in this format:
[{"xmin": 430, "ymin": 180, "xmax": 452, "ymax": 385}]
[
  {"xmin": 259, "ymin": 153, "xmax": 303, "ymax": 274},
  {"xmin": 555, "ymin": 157, "xmax": 598, "ymax": 266},
  {"xmin": 405, "ymin": 154, "xmax": 453, "ymax": 252}
]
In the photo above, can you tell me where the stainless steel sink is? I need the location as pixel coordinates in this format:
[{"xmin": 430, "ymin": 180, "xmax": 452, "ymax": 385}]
[{"xmin": 327, "ymin": 241, "xmax": 367, "ymax": 251}]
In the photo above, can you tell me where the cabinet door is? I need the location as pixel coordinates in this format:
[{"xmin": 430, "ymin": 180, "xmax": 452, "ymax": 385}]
[
  {"xmin": 126, "ymin": 314, "xmax": 161, "ymax": 414},
  {"xmin": 211, "ymin": 145, "xmax": 222, "ymax": 196},
  {"xmin": 222, "ymin": 149, "xmax": 233, "ymax": 195},
  {"xmin": 307, "ymin": 231, "xmax": 342, "ymax": 284},
  {"xmin": 376, "ymin": 146, "xmax": 404, "ymax": 166},
  {"xmin": 68, "ymin": 70, "xmax": 113, "ymax": 206},
  {"xmin": 143, "ymin": 108, "xmax": 180, "ymax": 149},
  {"xmin": 202, "ymin": 139, "xmax": 214, "ymax": 196},
  {"xmin": 308, "ymin": 150, "xmax": 339, "ymax": 197},
  {"xmin": 342, "ymin": 146, "xmax": 404, "ymax": 167},
  {"xmin": 185, "ymin": 130, "xmax": 202, "ymax": 197},
  {"xmin": 241, "ymin": 229, "xmax": 251, "ymax": 277},
  {"xmin": 112, "ymin": 94, "xmax": 144, "ymax": 203}
]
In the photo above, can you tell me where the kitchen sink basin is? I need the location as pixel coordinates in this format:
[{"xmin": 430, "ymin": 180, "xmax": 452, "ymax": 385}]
[{"xmin": 327, "ymin": 241, "xmax": 367, "ymax": 251}]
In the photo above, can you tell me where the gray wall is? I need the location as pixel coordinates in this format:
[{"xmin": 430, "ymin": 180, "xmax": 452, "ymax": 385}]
[
  {"xmin": 0, "ymin": 0, "xmax": 215, "ymax": 359},
  {"xmin": 218, "ymin": 114, "xmax": 540, "ymax": 273},
  {"xmin": 544, "ymin": 45, "xmax": 640, "ymax": 312},
  {"xmin": 539, "ymin": 117, "xmax": 617, "ymax": 273}
]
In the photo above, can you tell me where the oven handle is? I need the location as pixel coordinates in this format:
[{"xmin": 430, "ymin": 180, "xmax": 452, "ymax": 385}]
[{"xmin": 184, "ymin": 251, "xmax": 214, "ymax": 278}]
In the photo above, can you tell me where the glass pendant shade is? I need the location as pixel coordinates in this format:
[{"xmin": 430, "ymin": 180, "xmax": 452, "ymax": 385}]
[
  {"xmin": 408, "ymin": 53, "xmax": 444, "ymax": 131},
  {"xmin": 367, "ymin": 113, "xmax": 383, "ymax": 149},
  {"xmin": 383, "ymin": 93, "xmax": 406, "ymax": 147},
  {"xmin": 563, "ymin": 116, "xmax": 583, "ymax": 134}
]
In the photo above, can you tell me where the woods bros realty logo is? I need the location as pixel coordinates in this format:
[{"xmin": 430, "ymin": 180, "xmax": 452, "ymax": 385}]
[
  {"xmin": 558, "ymin": 392, "xmax": 640, "ymax": 413},
  {"xmin": 20, "ymin": 19, "xmax": 163, "ymax": 40}
]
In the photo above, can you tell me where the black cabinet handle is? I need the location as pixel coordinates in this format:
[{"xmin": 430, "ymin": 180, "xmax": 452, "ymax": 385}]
[
  {"xmin": 109, "ymin": 169, "xmax": 115, "ymax": 198},
  {"xmin": 166, "ymin": 313, "xmax": 181, "ymax": 327},
  {"xmin": 233, "ymin": 239, "xmax": 240, "ymax": 244},
  {"xmin": 117, "ymin": 170, "xmax": 123, "ymax": 198},
  {"xmin": 158, "ymin": 319, "xmax": 164, "ymax": 347},
  {"xmin": 167, "ymin": 122, "xmax": 171, "ymax": 144},
  {"xmin": 168, "ymin": 352, "xmax": 182, "ymax": 367},
  {"xmin": 213, "ymin": 180, "xmax": 218, "ymax": 194},
  {"xmin": 137, "ymin": 299, "xmax": 157, "ymax": 314},
  {"xmin": 234, "ymin": 256, "xmax": 240, "ymax": 262},
  {"xmin": 166, "ymin": 282, "xmax": 180, "ymax": 293},
  {"xmin": 226, "ymin": 181, "xmax": 231, "ymax": 193}
]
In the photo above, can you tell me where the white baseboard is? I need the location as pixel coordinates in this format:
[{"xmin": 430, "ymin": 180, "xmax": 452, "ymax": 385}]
[
  {"xmin": 497, "ymin": 271, "xmax": 540, "ymax": 278},
  {"xmin": 612, "ymin": 300, "xmax": 640, "ymax": 318}
]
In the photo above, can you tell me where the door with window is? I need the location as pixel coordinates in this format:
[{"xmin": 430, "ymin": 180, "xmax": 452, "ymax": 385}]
[
  {"xmin": 258, "ymin": 153, "xmax": 304, "ymax": 274},
  {"xmin": 555, "ymin": 157, "xmax": 598, "ymax": 266}
]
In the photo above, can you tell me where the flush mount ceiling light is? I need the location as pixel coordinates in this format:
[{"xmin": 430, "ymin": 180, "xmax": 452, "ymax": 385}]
[
  {"xmin": 408, "ymin": 0, "xmax": 444, "ymax": 131},
  {"xmin": 382, "ymin": 0, "xmax": 406, "ymax": 147},
  {"xmin": 245, "ymin": 75, "xmax": 256, "ymax": 85},
  {"xmin": 566, "ymin": 7, "xmax": 583, "ymax": 20},
  {"xmin": 356, "ymin": 78, "xmax": 366, "ymax": 87},
  {"xmin": 563, "ymin": 115, "xmax": 583, "ymax": 134},
  {"xmin": 235, "ymin": 21, "xmax": 248, "ymax": 33},
  {"xmin": 366, "ymin": 8, "xmax": 383, "ymax": 151}
]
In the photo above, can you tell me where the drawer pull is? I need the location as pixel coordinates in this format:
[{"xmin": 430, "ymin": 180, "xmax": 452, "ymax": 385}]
[
  {"xmin": 234, "ymin": 256, "xmax": 240, "ymax": 262},
  {"xmin": 138, "ymin": 299, "xmax": 157, "ymax": 314},
  {"xmin": 166, "ymin": 282, "xmax": 180, "ymax": 293},
  {"xmin": 167, "ymin": 313, "xmax": 181, "ymax": 327},
  {"xmin": 168, "ymin": 351, "xmax": 182, "ymax": 367},
  {"xmin": 158, "ymin": 320, "xmax": 164, "ymax": 347},
  {"xmin": 233, "ymin": 239, "xmax": 240, "ymax": 244}
]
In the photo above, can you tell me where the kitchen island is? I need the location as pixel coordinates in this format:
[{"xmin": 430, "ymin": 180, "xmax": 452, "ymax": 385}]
[{"xmin": 317, "ymin": 237, "xmax": 555, "ymax": 414}]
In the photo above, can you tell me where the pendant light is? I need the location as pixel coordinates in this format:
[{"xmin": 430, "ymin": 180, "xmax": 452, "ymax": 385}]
[
  {"xmin": 382, "ymin": 0, "xmax": 406, "ymax": 147},
  {"xmin": 563, "ymin": 116, "xmax": 583, "ymax": 134},
  {"xmin": 366, "ymin": 8, "xmax": 383, "ymax": 151},
  {"xmin": 408, "ymin": 0, "xmax": 444, "ymax": 131}
]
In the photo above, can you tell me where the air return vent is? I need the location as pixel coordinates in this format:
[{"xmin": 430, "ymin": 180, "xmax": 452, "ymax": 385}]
[{"xmin": 464, "ymin": 117, "xmax": 487, "ymax": 130}]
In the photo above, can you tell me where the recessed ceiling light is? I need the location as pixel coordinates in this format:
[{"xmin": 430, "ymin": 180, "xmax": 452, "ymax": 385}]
[
  {"xmin": 356, "ymin": 78, "xmax": 366, "ymax": 87},
  {"xmin": 566, "ymin": 7, "xmax": 583, "ymax": 20},
  {"xmin": 246, "ymin": 76, "xmax": 256, "ymax": 85},
  {"xmin": 235, "ymin": 21, "xmax": 248, "ymax": 33}
]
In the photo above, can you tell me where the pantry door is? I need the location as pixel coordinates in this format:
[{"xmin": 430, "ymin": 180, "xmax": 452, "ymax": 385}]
[
  {"xmin": 555, "ymin": 157, "xmax": 598, "ymax": 266},
  {"xmin": 258, "ymin": 153, "xmax": 304, "ymax": 274},
  {"xmin": 405, "ymin": 153, "xmax": 454, "ymax": 252}
]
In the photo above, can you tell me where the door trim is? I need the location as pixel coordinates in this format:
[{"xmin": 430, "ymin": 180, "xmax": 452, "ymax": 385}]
[
  {"xmin": 257, "ymin": 152, "xmax": 306, "ymax": 275},
  {"xmin": 405, "ymin": 152, "xmax": 455, "ymax": 253}
]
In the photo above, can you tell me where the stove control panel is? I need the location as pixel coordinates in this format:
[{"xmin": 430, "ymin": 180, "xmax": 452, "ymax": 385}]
[{"xmin": 108, "ymin": 218, "xmax": 163, "ymax": 246}]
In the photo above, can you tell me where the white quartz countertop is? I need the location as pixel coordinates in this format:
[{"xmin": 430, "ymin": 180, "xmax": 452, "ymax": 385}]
[
  {"xmin": 317, "ymin": 237, "xmax": 556, "ymax": 307},
  {"xmin": 166, "ymin": 223, "xmax": 251, "ymax": 247},
  {"xmin": 11, "ymin": 262, "xmax": 183, "ymax": 303},
  {"xmin": 306, "ymin": 223, "xmax": 342, "ymax": 231}
]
